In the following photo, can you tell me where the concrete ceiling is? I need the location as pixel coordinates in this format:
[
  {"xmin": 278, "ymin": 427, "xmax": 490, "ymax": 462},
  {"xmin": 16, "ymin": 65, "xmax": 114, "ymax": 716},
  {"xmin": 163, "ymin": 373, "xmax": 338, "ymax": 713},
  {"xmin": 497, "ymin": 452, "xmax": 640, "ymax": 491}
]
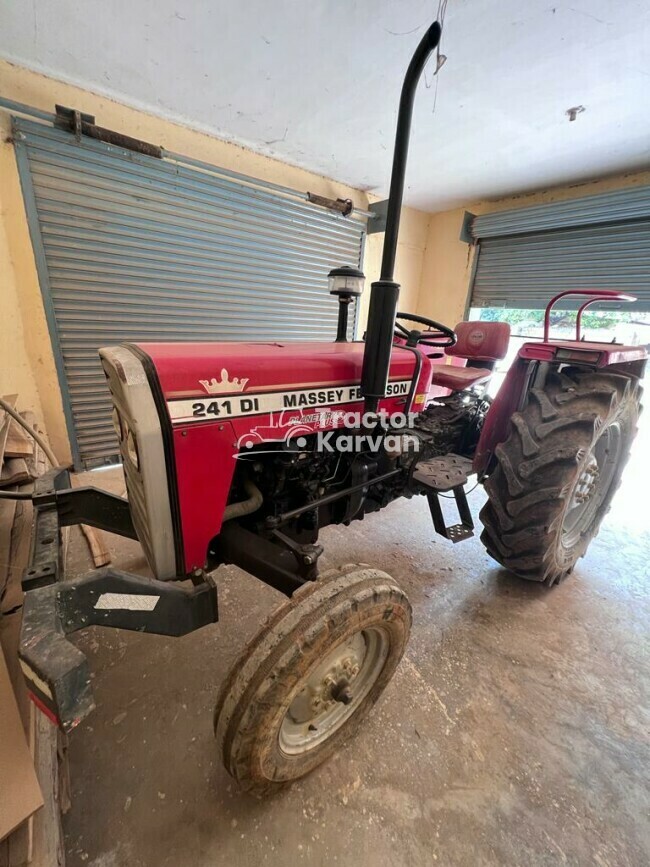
[{"xmin": 1, "ymin": 1, "xmax": 649, "ymax": 211}]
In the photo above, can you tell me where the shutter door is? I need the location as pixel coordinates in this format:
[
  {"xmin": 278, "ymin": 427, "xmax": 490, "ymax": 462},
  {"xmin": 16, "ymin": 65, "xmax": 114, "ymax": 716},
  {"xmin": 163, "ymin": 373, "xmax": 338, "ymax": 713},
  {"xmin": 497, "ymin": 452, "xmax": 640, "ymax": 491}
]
[
  {"xmin": 13, "ymin": 118, "xmax": 366, "ymax": 469},
  {"xmin": 470, "ymin": 186, "xmax": 650, "ymax": 312}
]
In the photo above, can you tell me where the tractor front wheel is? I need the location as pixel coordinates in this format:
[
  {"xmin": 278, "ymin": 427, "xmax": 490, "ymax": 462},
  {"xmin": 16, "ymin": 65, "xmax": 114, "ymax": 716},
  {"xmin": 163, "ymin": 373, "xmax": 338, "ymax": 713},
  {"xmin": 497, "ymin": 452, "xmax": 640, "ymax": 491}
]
[
  {"xmin": 480, "ymin": 368, "xmax": 641, "ymax": 586},
  {"xmin": 214, "ymin": 565, "xmax": 411, "ymax": 795}
]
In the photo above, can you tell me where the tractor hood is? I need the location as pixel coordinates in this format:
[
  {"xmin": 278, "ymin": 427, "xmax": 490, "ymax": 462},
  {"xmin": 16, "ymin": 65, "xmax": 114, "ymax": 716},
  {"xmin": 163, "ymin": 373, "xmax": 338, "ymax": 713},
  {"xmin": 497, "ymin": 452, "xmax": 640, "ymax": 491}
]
[
  {"xmin": 131, "ymin": 340, "xmax": 425, "ymax": 406},
  {"xmin": 102, "ymin": 340, "xmax": 431, "ymax": 577}
]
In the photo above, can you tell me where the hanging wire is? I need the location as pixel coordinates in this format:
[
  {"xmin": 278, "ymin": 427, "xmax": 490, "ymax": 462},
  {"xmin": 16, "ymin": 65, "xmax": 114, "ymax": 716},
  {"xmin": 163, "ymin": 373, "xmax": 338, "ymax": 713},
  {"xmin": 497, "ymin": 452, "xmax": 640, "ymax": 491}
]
[
  {"xmin": 438, "ymin": 479, "xmax": 480, "ymax": 500},
  {"xmin": 425, "ymin": 0, "xmax": 449, "ymax": 117}
]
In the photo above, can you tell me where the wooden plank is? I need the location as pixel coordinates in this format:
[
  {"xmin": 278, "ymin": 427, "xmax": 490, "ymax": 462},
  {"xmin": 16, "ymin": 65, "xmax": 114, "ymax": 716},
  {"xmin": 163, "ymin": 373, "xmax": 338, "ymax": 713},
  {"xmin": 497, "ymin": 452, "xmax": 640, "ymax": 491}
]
[
  {"xmin": 21, "ymin": 412, "xmax": 39, "ymax": 436},
  {"xmin": 8, "ymin": 413, "xmax": 38, "ymax": 462},
  {"xmin": 0, "ymin": 645, "xmax": 43, "ymax": 842},
  {"xmin": 70, "ymin": 475, "xmax": 112, "ymax": 568},
  {"xmin": 0, "ymin": 613, "xmax": 30, "ymax": 733},
  {"xmin": 80, "ymin": 522, "xmax": 111, "ymax": 568},
  {"xmin": 29, "ymin": 711, "xmax": 65, "ymax": 867},
  {"xmin": 3, "ymin": 701, "xmax": 36, "ymax": 867},
  {"xmin": 0, "ymin": 395, "xmax": 19, "ymax": 468},
  {"xmin": 0, "ymin": 499, "xmax": 18, "ymax": 605},
  {"xmin": 3, "ymin": 819, "xmax": 30, "ymax": 867},
  {"xmin": 26, "ymin": 424, "xmax": 47, "ymax": 481},
  {"xmin": 0, "ymin": 417, "xmax": 64, "ymax": 866},
  {"xmin": 0, "ymin": 497, "xmax": 35, "ymax": 867},
  {"xmin": 1, "ymin": 498, "xmax": 33, "ymax": 618},
  {"xmin": 0, "ymin": 459, "xmax": 31, "ymax": 488},
  {"xmin": 0, "ymin": 616, "xmax": 37, "ymax": 867},
  {"xmin": 4, "ymin": 423, "xmax": 33, "ymax": 460}
]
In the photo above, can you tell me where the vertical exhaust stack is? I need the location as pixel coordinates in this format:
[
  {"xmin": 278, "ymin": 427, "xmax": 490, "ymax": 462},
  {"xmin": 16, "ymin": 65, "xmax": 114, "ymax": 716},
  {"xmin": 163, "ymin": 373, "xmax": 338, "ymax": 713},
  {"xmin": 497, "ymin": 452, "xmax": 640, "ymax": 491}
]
[{"xmin": 361, "ymin": 21, "xmax": 442, "ymax": 416}]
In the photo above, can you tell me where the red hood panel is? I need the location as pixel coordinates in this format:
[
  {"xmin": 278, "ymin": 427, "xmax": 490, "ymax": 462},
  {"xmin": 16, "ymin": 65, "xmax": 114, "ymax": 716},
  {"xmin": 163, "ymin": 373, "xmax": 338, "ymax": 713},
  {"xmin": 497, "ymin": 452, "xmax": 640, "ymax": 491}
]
[{"xmin": 134, "ymin": 340, "xmax": 418, "ymax": 397}]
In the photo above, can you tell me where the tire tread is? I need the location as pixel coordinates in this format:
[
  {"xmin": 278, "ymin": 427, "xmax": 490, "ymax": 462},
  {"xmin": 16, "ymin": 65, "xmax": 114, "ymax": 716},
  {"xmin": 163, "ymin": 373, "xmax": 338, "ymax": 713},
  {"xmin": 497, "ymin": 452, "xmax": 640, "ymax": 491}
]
[{"xmin": 480, "ymin": 368, "xmax": 641, "ymax": 585}]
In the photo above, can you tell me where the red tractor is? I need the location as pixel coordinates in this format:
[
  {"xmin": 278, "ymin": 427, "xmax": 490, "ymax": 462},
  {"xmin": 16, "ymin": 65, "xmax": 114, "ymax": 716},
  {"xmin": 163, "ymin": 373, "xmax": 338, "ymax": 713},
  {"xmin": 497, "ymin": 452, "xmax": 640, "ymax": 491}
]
[{"xmin": 18, "ymin": 21, "xmax": 646, "ymax": 795}]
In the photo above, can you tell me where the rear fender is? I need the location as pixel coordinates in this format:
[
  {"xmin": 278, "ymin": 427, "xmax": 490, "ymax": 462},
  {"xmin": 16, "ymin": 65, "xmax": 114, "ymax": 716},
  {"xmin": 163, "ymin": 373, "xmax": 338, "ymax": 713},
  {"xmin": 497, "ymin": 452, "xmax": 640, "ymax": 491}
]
[
  {"xmin": 473, "ymin": 340, "xmax": 648, "ymax": 476},
  {"xmin": 473, "ymin": 357, "xmax": 532, "ymax": 477},
  {"xmin": 518, "ymin": 340, "xmax": 647, "ymax": 370}
]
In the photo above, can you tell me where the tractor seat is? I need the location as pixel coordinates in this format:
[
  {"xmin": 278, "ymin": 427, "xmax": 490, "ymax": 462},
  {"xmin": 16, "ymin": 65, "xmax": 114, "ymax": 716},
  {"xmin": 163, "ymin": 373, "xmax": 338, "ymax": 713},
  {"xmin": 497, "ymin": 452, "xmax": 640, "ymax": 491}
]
[
  {"xmin": 429, "ymin": 321, "xmax": 511, "ymax": 393},
  {"xmin": 428, "ymin": 364, "xmax": 492, "ymax": 392}
]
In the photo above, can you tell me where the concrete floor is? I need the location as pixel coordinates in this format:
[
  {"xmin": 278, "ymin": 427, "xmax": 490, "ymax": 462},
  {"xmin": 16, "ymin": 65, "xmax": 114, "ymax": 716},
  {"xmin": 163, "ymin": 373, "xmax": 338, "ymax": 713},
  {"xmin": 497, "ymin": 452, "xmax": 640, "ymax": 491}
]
[{"xmin": 62, "ymin": 432, "xmax": 649, "ymax": 866}]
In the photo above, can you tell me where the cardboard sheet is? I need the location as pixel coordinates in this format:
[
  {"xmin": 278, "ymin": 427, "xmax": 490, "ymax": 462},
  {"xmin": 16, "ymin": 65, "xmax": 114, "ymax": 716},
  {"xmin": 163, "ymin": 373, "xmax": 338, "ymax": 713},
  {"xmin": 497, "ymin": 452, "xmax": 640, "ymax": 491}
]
[{"xmin": 0, "ymin": 646, "xmax": 43, "ymax": 841}]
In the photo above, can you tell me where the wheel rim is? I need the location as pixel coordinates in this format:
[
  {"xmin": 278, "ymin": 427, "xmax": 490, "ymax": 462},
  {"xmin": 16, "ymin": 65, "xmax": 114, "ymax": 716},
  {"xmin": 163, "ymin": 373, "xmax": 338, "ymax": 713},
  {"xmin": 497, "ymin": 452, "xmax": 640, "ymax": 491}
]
[
  {"xmin": 278, "ymin": 627, "xmax": 389, "ymax": 755},
  {"xmin": 562, "ymin": 422, "xmax": 622, "ymax": 547}
]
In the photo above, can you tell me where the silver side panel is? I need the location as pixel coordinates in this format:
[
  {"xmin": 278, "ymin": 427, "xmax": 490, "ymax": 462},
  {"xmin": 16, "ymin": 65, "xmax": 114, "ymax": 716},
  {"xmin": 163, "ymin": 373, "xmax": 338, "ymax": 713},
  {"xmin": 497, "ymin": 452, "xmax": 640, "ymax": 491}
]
[{"xmin": 98, "ymin": 345, "xmax": 176, "ymax": 580}]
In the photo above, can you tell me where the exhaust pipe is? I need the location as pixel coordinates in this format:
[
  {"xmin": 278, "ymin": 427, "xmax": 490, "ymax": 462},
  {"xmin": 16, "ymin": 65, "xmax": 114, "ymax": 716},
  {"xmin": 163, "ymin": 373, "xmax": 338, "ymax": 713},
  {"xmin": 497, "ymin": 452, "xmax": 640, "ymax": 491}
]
[{"xmin": 361, "ymin": 21, "xmax": 442, "ymax": 416}]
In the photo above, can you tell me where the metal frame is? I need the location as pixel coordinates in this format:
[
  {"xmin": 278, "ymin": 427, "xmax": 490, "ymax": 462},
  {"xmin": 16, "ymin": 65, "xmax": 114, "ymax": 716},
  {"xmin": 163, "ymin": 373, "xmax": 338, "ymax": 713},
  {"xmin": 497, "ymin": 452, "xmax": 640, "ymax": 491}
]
[
  {"xmin": 471, "ymin": 185, "xmax": 650, "ymax": 239},
  {"xmin": 366, "ymin": 199, "xmax": 389, "ymax": 235},
  {"xmin": 459, "ymin": 211, "xmax": 476, "ymax": 244},
  {"xmin": 353, "ymin": 229, "xmax": 367, "ymax": 340},
  {"xmin": 1, "ymin": 96, "xmax": 374, "ymax": 221},
  {"xmin": 463, "ymin": 240, "xmax": 482, "ymax": 320},
  {"xmin": 426, "ymin": 489, "xmax": 474, "ymax": 543},
  {"xmin": 211, "ymin": 523, "xmax": 321, "ymax": 597},
  {"xmin": 543, "ymin": 289, "xmax": 636, "ymax": 342},
  {"xmin": 469, "ymin": 220, "xmax": 650, "ymax": 312},
  {"xmin": 19, "ymin": 469, "xmax": 219, "ymax": 731},
  {"xmin": 12, "ymin": 129, "xmax": 83, "ymax": 467}
]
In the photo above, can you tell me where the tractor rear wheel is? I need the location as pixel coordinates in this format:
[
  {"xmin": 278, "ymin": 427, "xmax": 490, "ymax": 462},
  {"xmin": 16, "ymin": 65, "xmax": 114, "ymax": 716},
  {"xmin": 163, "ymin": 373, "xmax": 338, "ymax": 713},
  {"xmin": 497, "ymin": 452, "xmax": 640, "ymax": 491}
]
[
  {"xmin": 214, "ymin": 565, "xmax": 411, "ymax": 795},
  {"xmin": 480, "ymin": 368, "xmax": 642, "ymax": 586}
]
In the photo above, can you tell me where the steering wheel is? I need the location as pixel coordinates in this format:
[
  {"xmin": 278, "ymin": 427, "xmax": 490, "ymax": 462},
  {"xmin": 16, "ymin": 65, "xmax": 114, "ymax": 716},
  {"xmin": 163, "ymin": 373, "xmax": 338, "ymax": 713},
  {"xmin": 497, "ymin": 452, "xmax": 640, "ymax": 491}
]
[{"xmin": 394, "ymin": 312, "xmax": 456, "ymax": 348}]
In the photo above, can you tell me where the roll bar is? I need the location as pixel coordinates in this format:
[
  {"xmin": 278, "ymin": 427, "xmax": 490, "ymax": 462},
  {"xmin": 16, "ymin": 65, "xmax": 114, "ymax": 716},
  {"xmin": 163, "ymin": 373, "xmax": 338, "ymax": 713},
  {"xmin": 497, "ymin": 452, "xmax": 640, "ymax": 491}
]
[{"xmin": 543, "ymin": 290, "xmax": 636, "ymax": 341}]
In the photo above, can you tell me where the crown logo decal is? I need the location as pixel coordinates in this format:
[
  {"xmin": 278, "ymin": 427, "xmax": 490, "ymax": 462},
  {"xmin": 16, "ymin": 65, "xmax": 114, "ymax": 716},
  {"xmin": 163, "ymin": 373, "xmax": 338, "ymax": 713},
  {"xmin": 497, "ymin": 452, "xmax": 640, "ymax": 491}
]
[{"xmin": 199, "ymin": 368, "xmax": 250, "ymax": 395}]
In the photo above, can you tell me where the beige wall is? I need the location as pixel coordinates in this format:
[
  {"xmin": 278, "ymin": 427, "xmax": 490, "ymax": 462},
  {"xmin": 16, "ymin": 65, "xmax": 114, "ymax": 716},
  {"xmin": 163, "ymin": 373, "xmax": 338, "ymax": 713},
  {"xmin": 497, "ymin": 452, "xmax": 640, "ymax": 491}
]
[
  {"xmin": 362, "ymin": 204, "xmax": 430, "ymax": 325},
  {"xmin": 415, "ymin": 169, "xmax": 650, "ymax": 327},
  {"xmin": 0, "ymin": 205, "xmax": 43, "ymax": 423},
  {"xmin": 0, "ymin": 60, "xmax": 380, "ymax": 464},
  {"xmin": 416, "ymin": 207, "xmax": 471, "ymax": 328}
]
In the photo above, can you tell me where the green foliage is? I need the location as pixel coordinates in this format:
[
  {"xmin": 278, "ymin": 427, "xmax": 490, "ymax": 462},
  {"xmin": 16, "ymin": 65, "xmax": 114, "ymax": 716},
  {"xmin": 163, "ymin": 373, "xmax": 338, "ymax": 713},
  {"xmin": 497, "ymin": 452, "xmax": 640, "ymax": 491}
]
[{"xmin": 476, "ymin": 307, "xmax": 637, "ymax": 331}]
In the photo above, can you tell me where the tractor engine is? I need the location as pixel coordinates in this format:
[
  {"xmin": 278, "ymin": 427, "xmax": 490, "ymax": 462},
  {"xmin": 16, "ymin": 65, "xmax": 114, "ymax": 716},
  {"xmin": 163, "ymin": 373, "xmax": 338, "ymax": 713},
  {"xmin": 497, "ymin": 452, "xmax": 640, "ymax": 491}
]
[
  {"xmin": 417, "ymin": 392, "xmax": 491, "ymax": 459},
  {"xmin": 231, "ymin": 389, "xmax": 491, "ymax": 539}
]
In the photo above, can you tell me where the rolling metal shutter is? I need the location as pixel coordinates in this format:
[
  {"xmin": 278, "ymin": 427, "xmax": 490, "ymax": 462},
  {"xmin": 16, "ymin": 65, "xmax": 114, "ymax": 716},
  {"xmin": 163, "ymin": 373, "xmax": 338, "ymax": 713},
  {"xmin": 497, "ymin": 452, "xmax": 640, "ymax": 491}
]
[
  {"xmin": 13, "ymin": 118, "xmax": 366, "ymax": 469},
  {"xmin": 470, "ymin": 186, "xmax": 650, "ymax": 312}
]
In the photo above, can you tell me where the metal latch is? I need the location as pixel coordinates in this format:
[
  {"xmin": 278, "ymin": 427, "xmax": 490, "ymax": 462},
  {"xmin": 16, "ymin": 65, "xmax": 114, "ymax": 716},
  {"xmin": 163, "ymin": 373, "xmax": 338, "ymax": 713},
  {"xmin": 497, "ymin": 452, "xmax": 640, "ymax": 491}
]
[{"xmin": 54, "ymin": 104, "xmax": 163, "ymax": 158}]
